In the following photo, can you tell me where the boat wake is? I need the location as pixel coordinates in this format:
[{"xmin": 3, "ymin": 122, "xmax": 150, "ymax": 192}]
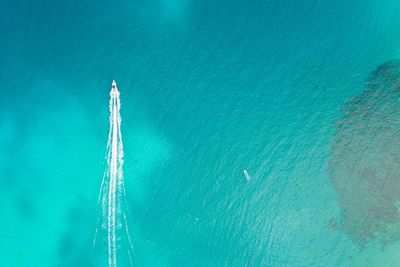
[{"xmin": 93, "ymin": 81, "xmax": 134, "ymax": 267}]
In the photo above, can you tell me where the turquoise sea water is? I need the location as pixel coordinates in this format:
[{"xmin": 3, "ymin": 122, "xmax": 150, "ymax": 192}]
[{"xmin": 1, "ymin": 0, "xmax": 400, "ymax": 266}]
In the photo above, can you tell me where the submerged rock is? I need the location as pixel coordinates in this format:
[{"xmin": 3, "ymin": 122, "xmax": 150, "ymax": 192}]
[
  {"xmin": 329, "ymin": 60, "xmax": 400, "ymax": 245},
  {"xmin": 327, "ymin": 217, "xmax": 338, "ymax": 232}
]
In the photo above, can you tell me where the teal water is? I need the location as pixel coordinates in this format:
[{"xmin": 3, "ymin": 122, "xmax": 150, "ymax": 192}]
[{"xmin": 1, "ymin": 0, "xmax": 400, "ymax": 266}]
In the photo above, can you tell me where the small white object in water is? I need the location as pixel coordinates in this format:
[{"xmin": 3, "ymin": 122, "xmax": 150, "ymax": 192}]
[
  {"xmin": 243, "ymin": 170, "xmax": 251, "ymax": 181},
  {"xmin": 187, "ymin": 213, "xmax": 200, "ymax": 222}
]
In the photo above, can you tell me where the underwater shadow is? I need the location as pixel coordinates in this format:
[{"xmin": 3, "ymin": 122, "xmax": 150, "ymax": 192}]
[{"xmin": 329, "ymin": 60, "xmax": 400, "ymax": 247}]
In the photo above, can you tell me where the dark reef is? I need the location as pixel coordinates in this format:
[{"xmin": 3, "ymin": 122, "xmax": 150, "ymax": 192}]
[{"xmin": 329, "ymin": 60, "xmax": 400, "ymax": 246}]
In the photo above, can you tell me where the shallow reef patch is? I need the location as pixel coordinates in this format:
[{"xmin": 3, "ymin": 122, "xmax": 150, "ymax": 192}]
[{"xmin": 329, "ymin": 60, "xmax": 400, "ymax": 246}]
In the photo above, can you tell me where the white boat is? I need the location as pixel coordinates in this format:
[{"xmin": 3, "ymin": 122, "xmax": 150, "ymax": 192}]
[{"xmin": 243, "ymin": 170, "xmax": 251, "ymax": 181}]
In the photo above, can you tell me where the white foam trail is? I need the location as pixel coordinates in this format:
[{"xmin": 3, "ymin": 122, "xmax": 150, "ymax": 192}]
[
  {"xmin": 94, "ymin": 81, "xmax": 133, "ymax": 267},
  {"xmin": 108, "ymin": 80, "xmax": 119, "ymax": 267}
]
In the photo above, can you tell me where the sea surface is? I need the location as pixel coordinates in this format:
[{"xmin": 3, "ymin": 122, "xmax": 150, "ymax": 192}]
[{"xmin": 1, "ymin": 0, "xmax": 400, "ymax": 266}]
